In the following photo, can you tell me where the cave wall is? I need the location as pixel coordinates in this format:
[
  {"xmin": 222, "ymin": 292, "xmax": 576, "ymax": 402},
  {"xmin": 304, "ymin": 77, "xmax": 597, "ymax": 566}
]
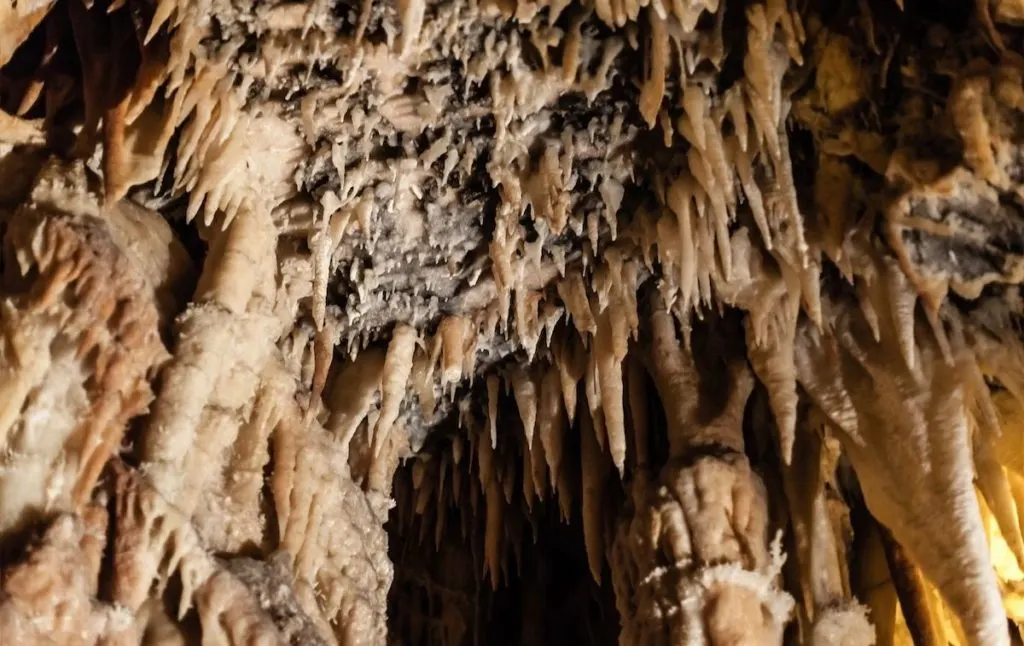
[{"xmin": 4, "ymin": 0, "xmax": 1024, "ymax": 644}]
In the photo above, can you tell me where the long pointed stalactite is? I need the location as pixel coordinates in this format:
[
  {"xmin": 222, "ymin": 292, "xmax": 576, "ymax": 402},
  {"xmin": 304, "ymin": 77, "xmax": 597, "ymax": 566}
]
[{"xmin": 5, "ymin": 0, "xmax": 1024, "ymax": 645}]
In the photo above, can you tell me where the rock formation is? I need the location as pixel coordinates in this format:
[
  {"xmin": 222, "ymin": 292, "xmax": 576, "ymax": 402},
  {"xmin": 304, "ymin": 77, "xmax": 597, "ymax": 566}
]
[{"xmin": 3, "ymin": 0, "xmax": 1024, "ymax": 644}]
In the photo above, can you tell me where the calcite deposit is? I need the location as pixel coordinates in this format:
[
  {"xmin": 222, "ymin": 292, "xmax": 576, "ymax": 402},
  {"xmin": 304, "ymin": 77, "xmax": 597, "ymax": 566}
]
[{"xmin": 4, "ymin": 0, "xmax": 1024, "ymax": 644}]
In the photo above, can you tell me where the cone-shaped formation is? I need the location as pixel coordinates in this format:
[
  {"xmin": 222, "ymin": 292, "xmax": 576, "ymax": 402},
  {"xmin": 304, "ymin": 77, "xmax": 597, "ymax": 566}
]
[{"xmin": 5, "ymin": 0, "xmax": 1024, "ymax": 645}]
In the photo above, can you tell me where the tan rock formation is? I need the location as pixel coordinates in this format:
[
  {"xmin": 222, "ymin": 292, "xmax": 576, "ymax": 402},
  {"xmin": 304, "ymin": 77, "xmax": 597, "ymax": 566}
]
[{"xmin": 5, "ymin": 0, "xmax": 1024, "ymax": 645}]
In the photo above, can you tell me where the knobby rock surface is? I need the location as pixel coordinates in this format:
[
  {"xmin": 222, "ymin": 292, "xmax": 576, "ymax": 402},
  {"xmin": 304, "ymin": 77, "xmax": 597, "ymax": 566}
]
[{"xmin": 4, "ymin": 0, "xmax": 1024, "ymax": 645}]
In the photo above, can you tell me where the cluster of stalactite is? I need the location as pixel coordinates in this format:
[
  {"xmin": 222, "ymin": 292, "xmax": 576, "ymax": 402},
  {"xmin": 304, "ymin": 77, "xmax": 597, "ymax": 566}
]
[{"xmin": 4, "ymin": 0, "xmax": 1024, "ymax": 645}]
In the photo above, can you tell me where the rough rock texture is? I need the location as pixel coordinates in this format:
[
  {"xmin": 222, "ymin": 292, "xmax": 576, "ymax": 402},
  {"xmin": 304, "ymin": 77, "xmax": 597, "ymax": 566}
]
[
  {"xmin": 6, "ymin": 0, "xmax": 1024, "ymax": 645},
  {"xmin": 605, "ymin": 301, "xmax": 793, "ymax": 646}
]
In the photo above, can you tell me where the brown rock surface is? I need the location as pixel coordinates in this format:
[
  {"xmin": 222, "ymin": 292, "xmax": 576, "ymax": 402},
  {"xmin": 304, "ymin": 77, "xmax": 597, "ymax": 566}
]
[{"xmin": 5, "ymin": 1, "xmax": 1024, "ymax": 645}]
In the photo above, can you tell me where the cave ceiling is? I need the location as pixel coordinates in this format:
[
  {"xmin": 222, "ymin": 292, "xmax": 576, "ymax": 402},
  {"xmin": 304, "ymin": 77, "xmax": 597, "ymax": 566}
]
[{"xmin": 4, "ymin": 0, "xmax": 1024, "ymax": 645}]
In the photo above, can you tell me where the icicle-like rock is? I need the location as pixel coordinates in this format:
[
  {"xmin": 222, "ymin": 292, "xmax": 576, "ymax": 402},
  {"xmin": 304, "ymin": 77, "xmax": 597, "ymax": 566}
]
[
  {"xmin": 538, "ymin": 365, "xmax": 566, "ymax": 488},
  {"xmin": 596, "ymin": 310, "xmax": 627, "ymax": 475},
  {"xmin": 510, "ymin": 367, "xmax": 539, "ymax": 449},
  {"xmin": 372, "ymin": 324, "xmax": 418, "ymax": 458},
  {"xmin": 580, "ymin": 408, "xmax": 608, "ymax": 583},
  {"xmin": 553, "ymin": 330, "xmax": 584, "ymax": 425},
  {"xmin": 487, "ymin": 374, "xmax": 500, "ymax": 450}
]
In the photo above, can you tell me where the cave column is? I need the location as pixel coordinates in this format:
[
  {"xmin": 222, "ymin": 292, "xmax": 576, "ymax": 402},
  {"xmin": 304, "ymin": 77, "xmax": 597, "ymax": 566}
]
[{"xmin": 608, "ymin": 303, "xmax": 794, "ymax": 645}]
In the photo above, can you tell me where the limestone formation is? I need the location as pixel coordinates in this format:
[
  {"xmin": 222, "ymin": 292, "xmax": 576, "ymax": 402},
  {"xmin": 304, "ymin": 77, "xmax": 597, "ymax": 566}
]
[{"xmin": 4, "ymin": 0, "xmax": 1024, "ymax": 644}]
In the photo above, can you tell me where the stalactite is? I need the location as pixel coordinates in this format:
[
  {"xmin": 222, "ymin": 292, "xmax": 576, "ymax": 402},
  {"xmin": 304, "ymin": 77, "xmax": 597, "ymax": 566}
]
[
  {"xmin": 796, "ymin": 307, "xmax": 1010, "ymax": 645},
  {"xmin": 5, "ymin": 0, "xmax": 1024, "ymax": 645}
]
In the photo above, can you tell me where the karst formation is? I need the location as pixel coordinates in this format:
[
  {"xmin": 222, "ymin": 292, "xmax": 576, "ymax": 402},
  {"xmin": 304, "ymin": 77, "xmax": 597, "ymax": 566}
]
[{"xmin": 4, "ymin": 0, "xmax": 1024, "ymax": 644}]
